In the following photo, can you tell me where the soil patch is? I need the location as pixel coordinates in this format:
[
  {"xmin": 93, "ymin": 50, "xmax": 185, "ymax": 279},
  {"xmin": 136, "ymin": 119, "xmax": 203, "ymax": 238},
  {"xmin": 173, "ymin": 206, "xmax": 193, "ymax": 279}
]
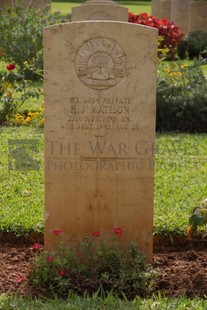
[{"xmin": 0, "ymin": 239, "xmax": 206, "ymax": 298}]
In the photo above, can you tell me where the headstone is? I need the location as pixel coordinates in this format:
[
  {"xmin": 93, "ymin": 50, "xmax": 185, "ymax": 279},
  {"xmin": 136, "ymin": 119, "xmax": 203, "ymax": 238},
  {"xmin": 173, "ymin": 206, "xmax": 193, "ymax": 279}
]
[
  {"xmin": 151, "ymin": 0, "xmax": 161, "ymax": 18},
  {"xmin": 189, "ymin": 1, "xmax": 207, "ymax": 32},
  {"xmin": 24, "ymin": 0, "xmax": 51, "ymax": 10},
  {"xmin": 71, "ymin": 0, "xmax": 128, "ymax": 22},
  {"xmin": 44, "ymin": 21, "xmax": 157, "ymax": 261},
  {"xmin": 171, "ymin": 0, "xmax": 190, "ymax": 33},
  {"xmin": 159, "ymin": 0, "xmax": 171, "ymax": 20}
]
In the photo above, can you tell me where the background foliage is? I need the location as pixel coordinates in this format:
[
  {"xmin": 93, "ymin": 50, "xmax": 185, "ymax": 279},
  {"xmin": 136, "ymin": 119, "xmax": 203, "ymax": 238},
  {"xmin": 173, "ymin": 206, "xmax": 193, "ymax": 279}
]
[
  {"xmin": 178, "ymin": 30, "xmax": 207, "ymax": 60},
  {"xmin": 128, "ymin": 12, "xmax": 184, "ymax": 59},
  {"xmin": 0, "ymin": 5, "xmax": 64, "ymax": 79},
  {"xmin": 156, "ymin": 62, "xmax": 207, "ymax": 132}
]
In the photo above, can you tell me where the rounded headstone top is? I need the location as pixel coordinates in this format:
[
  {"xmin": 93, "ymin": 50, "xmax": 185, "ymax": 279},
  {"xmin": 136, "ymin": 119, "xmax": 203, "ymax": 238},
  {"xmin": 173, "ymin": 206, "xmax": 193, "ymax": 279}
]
[{"xmin": 82, "ymin": 0, "xmax": 117, "ymax": 6}]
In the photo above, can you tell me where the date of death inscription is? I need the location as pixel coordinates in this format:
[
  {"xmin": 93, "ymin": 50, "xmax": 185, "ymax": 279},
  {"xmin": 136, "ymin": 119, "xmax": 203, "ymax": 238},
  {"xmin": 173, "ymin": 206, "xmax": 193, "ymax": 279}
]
[{"xmin": 60, "ymin": 97, "xmax": 139, "ymax": 132}]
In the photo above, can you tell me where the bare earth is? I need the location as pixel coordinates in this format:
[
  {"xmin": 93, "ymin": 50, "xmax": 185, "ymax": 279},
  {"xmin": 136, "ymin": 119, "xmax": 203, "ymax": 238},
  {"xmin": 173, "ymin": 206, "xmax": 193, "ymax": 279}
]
[{"xmin": 0, "ymin": 236, "xmax": 206, "ymax": 298}]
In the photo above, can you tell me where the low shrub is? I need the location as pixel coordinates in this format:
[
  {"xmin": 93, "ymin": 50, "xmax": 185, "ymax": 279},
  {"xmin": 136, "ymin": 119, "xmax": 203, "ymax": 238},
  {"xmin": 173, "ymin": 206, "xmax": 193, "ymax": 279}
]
[
  {"xmin": 0, "ymin": 4, "xmax": 65, "ymax": 80},
  {"xmin": 128, "ymin": 12, "xmax": 184, "ymax": 59},
  {"xmin": 0, "ymin": 63, "xmax": 40, "ymax": 124},
  {"xmin": 178, "ymin": 30, "xmax": 207, "ymax": 60},
  {"xmin": 29, "ymin": 229, "xmax": 157, "ymax": 299},
  {"xmin": 156, "ymin": 62, "xmax": 207, "ymax": 132},
  {"xmin": 187, "ymin": 198, "xmax": 207, "ymax": 240}
]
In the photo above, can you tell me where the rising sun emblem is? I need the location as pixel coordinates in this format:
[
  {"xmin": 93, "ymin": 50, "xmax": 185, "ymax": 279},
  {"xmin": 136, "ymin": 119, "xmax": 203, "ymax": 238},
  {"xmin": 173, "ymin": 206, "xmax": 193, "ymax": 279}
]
[{"xmin": 75, "ymin": 37, "xmax": 126, "ymax": 90}]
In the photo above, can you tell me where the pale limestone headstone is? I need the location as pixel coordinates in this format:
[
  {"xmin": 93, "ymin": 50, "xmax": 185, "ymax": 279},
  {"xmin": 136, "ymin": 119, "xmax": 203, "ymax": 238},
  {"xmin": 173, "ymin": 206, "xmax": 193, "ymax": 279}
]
[
  {"xmin": 159, "ymin": 0, "xmax": 171, "ymax": 20},
  {"xmin": 44, "ymin": 21, "xmax": 157, "ymax": 261},
  {"xmin": 71, "ymin": 0, "xmax": 128, "ymax": 22},
  {"xmin": 151, "ymin": 0, "xmax": 161, "ymax": 18},
  {"xmin": 26, "ymin": 0, "xmax": 51, "ymax": 10},
  {"xmin": 189, "ymin": 1, "xmax": 207, "ymax": 32},
  {"xmin": 171, "ymin": 0, "xmax": 191, "ymax": 33}
]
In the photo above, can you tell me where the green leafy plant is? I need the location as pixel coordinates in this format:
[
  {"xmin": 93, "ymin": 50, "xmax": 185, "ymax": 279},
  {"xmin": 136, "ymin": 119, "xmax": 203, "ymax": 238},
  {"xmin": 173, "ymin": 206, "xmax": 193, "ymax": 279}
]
[
  {"xmin": 178, "ymin": 30, "xmax": 207, "ymax": 60},
  {"xmin": 187, "ymin": 199, "xmax": 207, "ymax": 240},
  {"xmin": 0, "ymin": 3, "xmax": 64, "ymax": 80},
  {"xmin": 0, "ymin": 63, "xmax": 40, "ymax": 124},
  {"xmin": 156, "ymin": 61, "xmax": 207, "ymax": 132},
  {"xmin": 29, "ymin": 228, "xmax": 158, "ymax": 299}
]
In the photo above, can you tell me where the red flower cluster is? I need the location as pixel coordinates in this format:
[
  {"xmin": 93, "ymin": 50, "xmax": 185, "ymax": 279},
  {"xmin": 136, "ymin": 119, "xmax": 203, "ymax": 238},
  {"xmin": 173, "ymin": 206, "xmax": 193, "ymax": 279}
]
[
  {"xmin": 129, "ymin": 12, "xmax": 160, "ymax": 28},
  {"xmin": 58, "ymin": 270, "xmax": 66, "ymax": 277},
  {"xmin": 128, "ymin": 12, "xmax": 184, "ymax": 58},
  {"xmin": 6, "ymin": 63, "xmax": 16, "ymax": 71},
  {"xmin": 47, "ymin": 256, "xmax": 54, "ymax": 262},
  {"xmin": 92, "ymin": 228, "xmax": 123, "ymax": 237},
  {"xmin": 114, "ymin": 227, "xmax": 123, "ymax": 236},
  {"xmin": 31, "ymin": 243, "xmax": 43, "ymax": 250},
  {"xmin": 92, "ymin": 230, "xmax": 101, "ymax": 237},
  {"xmin": 52, "ymin": 230, "xmax": 62, "ymax": 236}
]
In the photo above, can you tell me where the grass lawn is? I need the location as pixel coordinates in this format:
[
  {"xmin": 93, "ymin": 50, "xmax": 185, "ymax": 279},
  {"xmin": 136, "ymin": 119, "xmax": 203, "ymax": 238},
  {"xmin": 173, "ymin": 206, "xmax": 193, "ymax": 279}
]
[
  {"xmin": 0, "ymin": 126, "xmax": 207, "ymax": 236},
  {"xmin": 154, "ymin": 133, "xmax": 207, "ymax": 234},
  {"xmin": 121, "ymin": 1, "xmax": 151, "ymax": 15},
  {"xmin": 0, "ymin": 294, "xmax": 207, "ymax": 309},
  {"xmin": 51, "ymin": 1, "xmax": 152, "ymax": 15},
  {"xmin": 0, "ymin": 127, "xmax": 44, "ymax": 235}
]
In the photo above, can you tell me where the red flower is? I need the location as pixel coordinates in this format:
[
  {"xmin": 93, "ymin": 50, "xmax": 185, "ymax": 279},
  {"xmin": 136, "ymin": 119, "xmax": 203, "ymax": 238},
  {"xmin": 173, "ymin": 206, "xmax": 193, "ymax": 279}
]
[
  {"xmin": 47, "ymin": 256, "xmax": 54, "ymax": 262},
  {"xmin": 141, "ymin": 12, "xmax": 148, "ymax": 19},
  {"xmin": 92, "ymin": 230, "xmax": 100, "ymax": 237},
  {"xmin": 6, "ymin": 63, "xmax": 16, "ymax": 71},
  {"xmin": 114, "ymin": 227, "xmax": 123, "ymax": 236},
  {"xmin": 58, "ymin": 270, "xmax": 66, "ymax": 277},
  {"xmin": 31, "ymin": 243, "xmax": 43, "ymax": 250},
  {"xmin": 17, "ymin": 275, "xmax": 25, "ymax": 283},
  {"xmin": 52, "ymin": 230, "xmax": 62, "ymax": 236},
  {"xmin": 128, "ymin": 12, "xmax": 184, "ymax": 59}
]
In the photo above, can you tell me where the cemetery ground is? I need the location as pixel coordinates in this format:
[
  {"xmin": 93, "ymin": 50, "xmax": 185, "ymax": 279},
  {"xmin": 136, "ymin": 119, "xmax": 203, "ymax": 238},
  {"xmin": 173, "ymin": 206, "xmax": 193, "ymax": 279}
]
[
  {"xmin": 0, "ymin": 89, "xmax": 207, "ymax": 298},
  {"xmin": 0, "ymin": 126, "xmax": 207, "ymax": 308},
  {"xmin": 0, "ymin": 2, "xmax": 207, "ymax": 309}
]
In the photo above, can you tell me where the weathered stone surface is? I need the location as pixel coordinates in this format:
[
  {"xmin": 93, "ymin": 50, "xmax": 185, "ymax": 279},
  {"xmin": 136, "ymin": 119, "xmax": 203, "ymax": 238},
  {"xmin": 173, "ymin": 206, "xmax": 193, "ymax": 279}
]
[
  {"xmin": 44, "ymin": 21, "xmax": 157, "ymax": 260},
  {"xmin": 189, "ymin": 1, "xmax": 207, "ymax": 32},
  {"xmin": 159, "ymin": 0, "xmax": 171, "ymax": 20},
  {"xmin": 171, "ymin": 0, "xmax": 191, "ymax": 33},
  {"xmin": 84, "ymin": 0, "xmax": 117, "ymax": 4},
  {"xmin": 27, "ymin": 0, "xmax": 51, "ymax": 10},
  {"xmin": 151, "ymin": 0, "xmax": 161, "ymax": 18},
  {"xmin": 71, "ymin": 0, "xmax": 128, "ymax": 21}
]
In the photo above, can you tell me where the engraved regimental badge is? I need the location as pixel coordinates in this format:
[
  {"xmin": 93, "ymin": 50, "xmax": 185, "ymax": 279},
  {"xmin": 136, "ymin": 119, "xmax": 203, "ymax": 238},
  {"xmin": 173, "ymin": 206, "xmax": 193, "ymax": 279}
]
[
  {"xmin": 75, "ymin": 37, "xmax": 126, "ymax": 90},
  {"xmin": 88, "ymin": 12, "xmax": 111, "ymax": 20}
]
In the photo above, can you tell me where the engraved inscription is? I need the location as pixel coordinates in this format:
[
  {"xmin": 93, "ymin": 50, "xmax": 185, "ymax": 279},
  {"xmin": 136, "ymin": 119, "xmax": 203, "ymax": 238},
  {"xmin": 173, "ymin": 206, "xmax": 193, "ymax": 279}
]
[
  {"xmin": 75, "ymin": 37, "xmax": 126, "ymax": 90},
  {"xmin": 60, "ymin": 96, "xmax": 140, "ymax": 132},
  {"xmin": 88, "ymin": 12, "xmax": 111, "ymax": 20}
]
